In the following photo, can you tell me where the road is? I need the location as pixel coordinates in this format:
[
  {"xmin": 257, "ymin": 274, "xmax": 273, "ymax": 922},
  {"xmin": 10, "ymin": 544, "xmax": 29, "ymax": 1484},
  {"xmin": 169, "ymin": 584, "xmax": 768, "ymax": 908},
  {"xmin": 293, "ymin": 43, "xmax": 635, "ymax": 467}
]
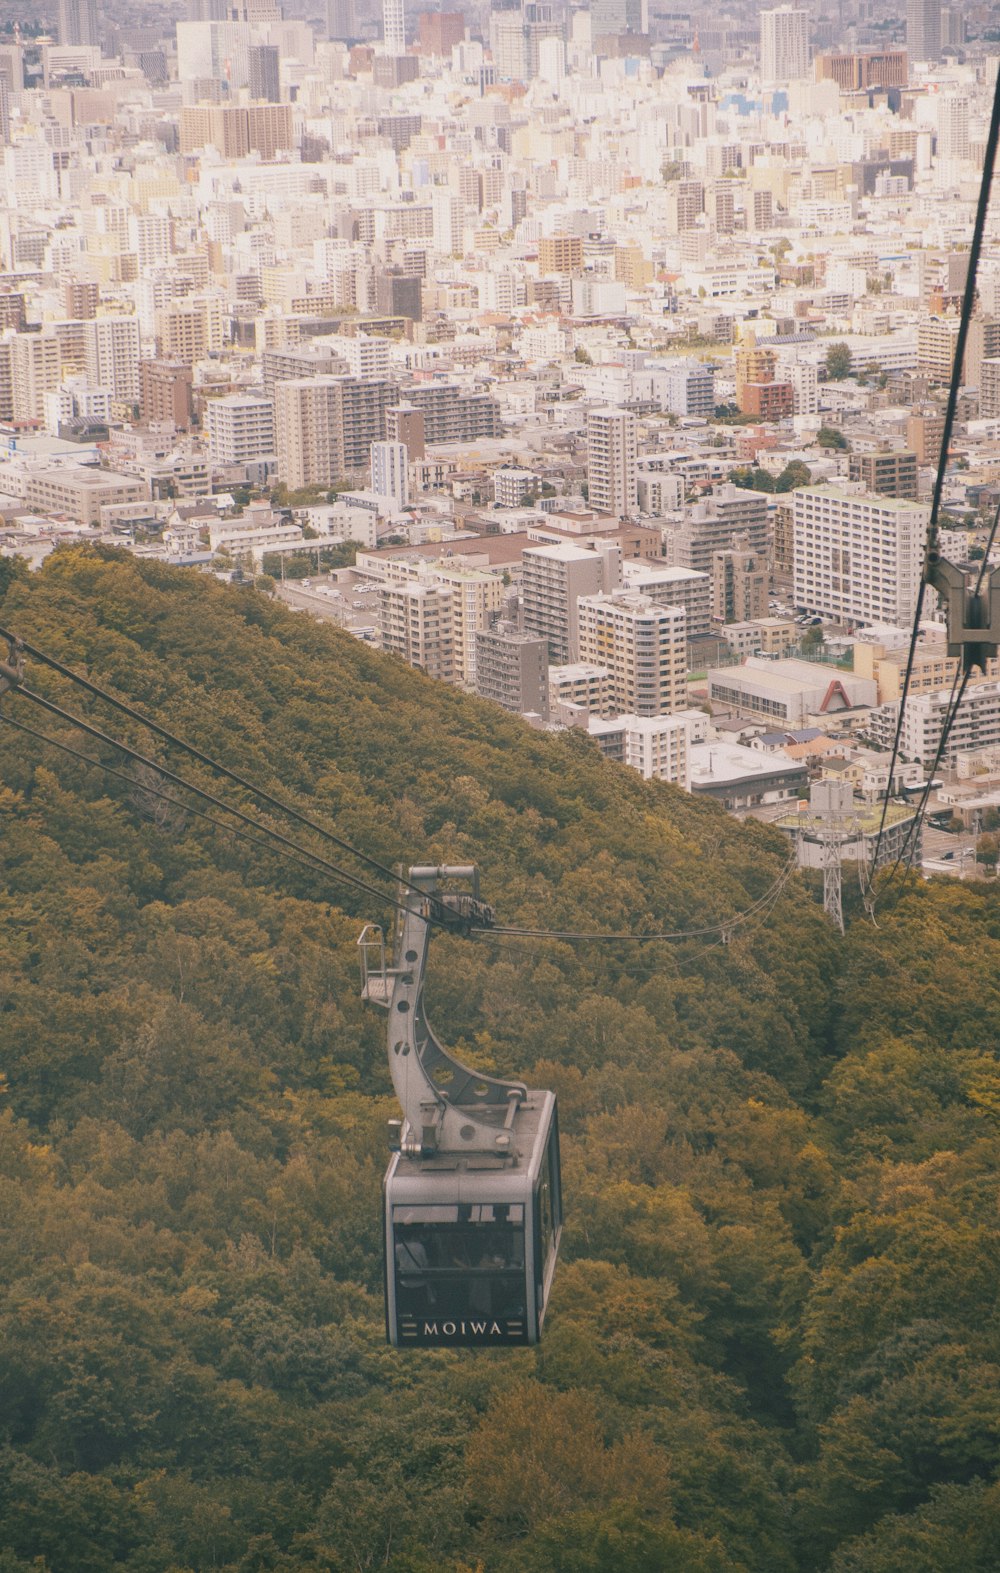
[{"xmin": 920, "ymin": 823, "xmax": 981, "ymax": 877}]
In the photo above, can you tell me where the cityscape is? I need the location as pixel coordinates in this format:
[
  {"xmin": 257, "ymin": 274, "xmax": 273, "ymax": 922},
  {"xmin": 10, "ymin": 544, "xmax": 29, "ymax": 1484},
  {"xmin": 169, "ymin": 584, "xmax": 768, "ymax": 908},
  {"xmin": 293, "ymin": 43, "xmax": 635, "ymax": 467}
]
[
  {"xmin": 4, "ymin": 5, "xmax": 1000, "ymax": 1567},
  {"xmin": 2, "ymin": 0, "xmax": 999, "ymax": 864}
]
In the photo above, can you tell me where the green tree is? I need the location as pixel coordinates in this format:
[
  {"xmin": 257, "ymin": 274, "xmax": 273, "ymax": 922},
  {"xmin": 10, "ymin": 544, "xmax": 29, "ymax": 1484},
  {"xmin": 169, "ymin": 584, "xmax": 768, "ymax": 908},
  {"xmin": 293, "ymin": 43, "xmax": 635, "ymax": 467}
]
[
  {"xmin": 825, "ymin": 343, "xmax": 854, "ymax": 380},
  {"xmin": 818, "ymin": 426, "xmax": 850, "ymax": 450}
]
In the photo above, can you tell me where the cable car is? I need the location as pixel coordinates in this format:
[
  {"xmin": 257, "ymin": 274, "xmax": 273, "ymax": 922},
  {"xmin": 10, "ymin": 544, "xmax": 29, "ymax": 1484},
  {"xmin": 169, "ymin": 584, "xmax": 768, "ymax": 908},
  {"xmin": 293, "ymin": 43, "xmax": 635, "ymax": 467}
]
[{"xmin": 360, "ymin": 865, "xmax": 562, "ymax": 1348}]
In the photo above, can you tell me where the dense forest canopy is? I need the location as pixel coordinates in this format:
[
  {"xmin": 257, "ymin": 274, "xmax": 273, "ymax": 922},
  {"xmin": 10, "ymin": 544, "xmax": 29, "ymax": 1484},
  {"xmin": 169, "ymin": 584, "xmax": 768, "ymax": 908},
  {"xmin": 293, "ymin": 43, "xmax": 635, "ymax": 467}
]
[{"xmin": 0, "ymin": 548, "xmax": 998, "ymax": 1572}]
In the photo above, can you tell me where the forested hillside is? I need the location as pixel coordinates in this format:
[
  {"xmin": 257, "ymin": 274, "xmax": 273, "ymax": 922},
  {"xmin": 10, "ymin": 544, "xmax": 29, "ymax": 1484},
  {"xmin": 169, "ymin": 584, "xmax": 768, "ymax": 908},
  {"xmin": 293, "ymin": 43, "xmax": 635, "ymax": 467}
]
[{"xmin": 1, "ymin": 548, "xmax": 998, "ymax": 1572}]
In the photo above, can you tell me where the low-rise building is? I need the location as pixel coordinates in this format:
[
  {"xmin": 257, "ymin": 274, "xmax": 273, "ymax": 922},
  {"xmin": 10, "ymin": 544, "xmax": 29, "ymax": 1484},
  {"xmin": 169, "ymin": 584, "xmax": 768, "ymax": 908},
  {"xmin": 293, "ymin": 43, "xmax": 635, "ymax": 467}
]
[
  {"xmin": 687, "ymin": 740, "xmax": 809, "ymax": 811},
  {"xmin": 25, "ymin": 466, "xmax": 148, "ymax": 527},
  {"xmin": 587, "ymin": 712, "xmax": 694, "ymax": 788},
  {"xmin": 708, "ymin": 656, "xmax": 878, "ymax": 727}
]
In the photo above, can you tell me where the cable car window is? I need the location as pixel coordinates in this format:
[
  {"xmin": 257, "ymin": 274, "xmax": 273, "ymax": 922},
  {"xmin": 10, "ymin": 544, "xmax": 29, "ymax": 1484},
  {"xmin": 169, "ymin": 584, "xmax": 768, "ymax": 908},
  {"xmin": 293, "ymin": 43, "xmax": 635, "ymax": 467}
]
[{"xmin": 392, "ymin": 1203, "xmax": 526, "ymax": 1323}]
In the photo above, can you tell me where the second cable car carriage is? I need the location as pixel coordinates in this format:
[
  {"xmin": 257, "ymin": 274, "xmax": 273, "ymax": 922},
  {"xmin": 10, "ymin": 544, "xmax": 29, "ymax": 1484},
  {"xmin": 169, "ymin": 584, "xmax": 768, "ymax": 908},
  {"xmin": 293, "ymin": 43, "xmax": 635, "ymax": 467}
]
[{"xmin": 360, "ymin": 865, "xmax": 562, "ymax": 1348}]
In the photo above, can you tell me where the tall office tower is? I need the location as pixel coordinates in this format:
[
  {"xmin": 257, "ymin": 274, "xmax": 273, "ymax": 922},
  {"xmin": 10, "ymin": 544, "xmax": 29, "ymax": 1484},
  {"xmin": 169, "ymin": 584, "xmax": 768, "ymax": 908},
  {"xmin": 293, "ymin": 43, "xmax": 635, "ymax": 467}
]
[
  {"xmin": 370, "ymin": 440, "xmax": 408, "ymax": 509},
  {"xmin": 188, "ymin": 0, "xmax": 229, "ymax": 17},
  {"xmin": 760, "ymin": 6, "xmax": 809, "ymax": 83},
  {"xmin": 327, "ymin": 0, "xmax": 355, "ymax": 38},
  {"xmin": 84, "ymin": 317, "xmax": 141, "ymax": 404},
  {"xmin": 0, "ymin": 78, "xmax": 9, "ymax": 146},
  {"xmin": 590, "ymin": 0, "xmax": 647, "ymax": 39},
  {"xmin": 586, "ymin": 406, "xmax": 637, "ymax": 520},
  {"xmin": 577, "ymin": 593, "xmax": 686, "ymax": 717},
  {"xmin": 907, "ymin": 0, "xmax": 941, "ymax": 63},
  {"xmin": 490, "ymin": 0, "xmax": 563, "ymax": 82},
  {"xmin": 58, "ymin": 0, "xmax": 98, "ymax": 46},
  {"xmin": 383, "ymin": 0, "xmax": 405, "ymax": 53},
  {"xmin": 248, "ymin": 44, "xmax": 280, "ymax": 101}
]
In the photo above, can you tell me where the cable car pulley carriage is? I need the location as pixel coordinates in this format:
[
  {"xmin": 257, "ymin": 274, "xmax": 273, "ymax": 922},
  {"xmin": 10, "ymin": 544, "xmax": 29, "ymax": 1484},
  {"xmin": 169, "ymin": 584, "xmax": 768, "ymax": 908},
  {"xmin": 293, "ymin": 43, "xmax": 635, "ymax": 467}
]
[{"xmin": 359, "ymin": 865, "xmax": 562, "ymax": 1348}]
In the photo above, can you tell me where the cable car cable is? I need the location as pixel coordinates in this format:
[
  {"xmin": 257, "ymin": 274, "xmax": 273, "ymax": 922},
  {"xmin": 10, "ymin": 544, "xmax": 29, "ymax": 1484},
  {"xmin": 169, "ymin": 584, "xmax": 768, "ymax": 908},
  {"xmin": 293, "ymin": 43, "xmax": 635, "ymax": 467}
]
[
  {"xmin": 472, "ymin": 852, "xmax": 798, "ymax": 943},
  {"xmin": 868, "ymin": 65, "xmax": 1000, "ymax": 885},
  {"xmin": 2, "ymin": 685, "xmax": 429, "ymax": 921},
  {"xmin": 0, "ymin": 634, "xmax": 799, "ymax": 949},
  {"xmin": 0, "ymin": 622, "xmax": 433, "ymax": 904},
  {"xmin": 0, "ymin": 708, "xmax": 400, "ymax": 907},
  {"xmin": 872, "ymin": 500, "xmax": 1000, "ymax": 910}
]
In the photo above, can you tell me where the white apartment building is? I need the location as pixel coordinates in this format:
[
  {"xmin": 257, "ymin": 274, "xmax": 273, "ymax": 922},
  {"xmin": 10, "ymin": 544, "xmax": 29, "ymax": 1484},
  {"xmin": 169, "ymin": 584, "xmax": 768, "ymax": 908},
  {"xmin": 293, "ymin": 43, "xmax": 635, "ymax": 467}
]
[
  {"xmin": 869, "ymin": 682, "xmax": 1000, "ymax": 770},
  {"xmin": 621, "ymin": 561, "xmax": 712, "ymax": 638},
  {"xmin": 339, "ymin": 333, "xmax": 391, "ymax": 379},
  {"xmin": 84, "ymin": 317, "xmax": 141, "ymax": 405},
  {"xmin": 207, "ymin": 396, "xmax": 276, "ymax": 467},
  {"xmin": 792, "ymin": 486, "xmax": 926, "ymax": 628},
  {"xmin": 588, "ymin": 712, "xmax": 692, "ymax": 788},
  {"xmin": 577, "ymin": 592, "xmax": 686, "ymax": 717},
  {"xmin": 586, "ymin": 406, "xmax": 637, "ymax": 520},
  {"xmin": 370, "ymin": 440, "xmax": 408, "ymax": 510},
  {"xmin": 760, "ymin": 5, "xmax": 809, "ymax": 82},
  {"xmin": 779, "ymin": 359, "xmax": 819, "ymax": 416}
]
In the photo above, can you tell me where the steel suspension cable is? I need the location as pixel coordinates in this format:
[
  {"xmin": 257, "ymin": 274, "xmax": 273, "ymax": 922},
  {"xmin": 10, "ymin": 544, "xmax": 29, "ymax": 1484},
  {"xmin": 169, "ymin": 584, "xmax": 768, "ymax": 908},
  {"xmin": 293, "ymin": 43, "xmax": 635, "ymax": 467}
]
[{"xmin": 868, "ymin": 64, "xmax": 1000, "ymax": 883}]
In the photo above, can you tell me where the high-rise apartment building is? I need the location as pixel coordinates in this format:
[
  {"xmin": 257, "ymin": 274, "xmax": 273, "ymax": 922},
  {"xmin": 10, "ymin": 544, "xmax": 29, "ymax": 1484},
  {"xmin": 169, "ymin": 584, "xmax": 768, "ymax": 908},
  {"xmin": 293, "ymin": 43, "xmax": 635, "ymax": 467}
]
[
  {"xmin": 937, "ymin": 95, "xmax": 969, "ymax": 160},
  {"xmin": 712, "ymin": 536, "xmax": 768, "ymax": 624},
  {"xmin": 339, "ymin": 333, "xmax": 391, "ymax": 379},
  {"xmin": 387, "ymin": 403, "xmax": 425, "ymax": 460},
  {"xmin": 398, "ymin": 382, "xmax": 499, "ymax": 443},
  {"xmin": 11, "ymin": 331, "xmax": 61, "ymax": 423},
  {"xmin": 538, "ymin": 234, "xmax": 583, "ymax": 275},
  {"xmin": 207, "ymin": 395, "xmax": 276, "ymax": 466},
  {"xmin": 907, "ymin": 0, "xmax": 941, "ymax": 63},
  {"xmin": 474, "ymin": 622, "xmax": 549, "ymax": 718},
  {"xmin": 577, "ymin": 592, "xmax": 686, "ymax": 717},
  {"xmin": 760, "ymin": 6, "xmax": 809, "ymax": 83},
  {"xmin": 792, "ymin": 486, "xmax": 926, "ymax": 627},
  {"xmin": 370, "ymin": 440, "xmax": 408, "ymax": 509},
  {"xmin": 64, "ymin": 280, "xmax": 99, "ymax": 320},
  {"xmin": 139, "ymin": 361, "xmax": 195, "ymax": 430},
  {"xmin": 521, "ymin": 541, "xmax": 621, "ymax": 663},
  {"xmin": 379, "ymin": 581, "xmax": 455, "ymax": 682},
  {"xmin": 586, "ymin": 406, "xmax": 637, "ymax": 519},
  {"xmin": 84, "ymin": 316, "xmax": 141, "ymax": 404},
  {"xmin": 662, "ymin": 487, "xmax": 770, "ymax": 577},
  {"xmin": 274, "ymin": 377, "xmax": 345, "ymax": 489},
  {"xmin": 155, "ymin": 297, "xmax": 226, "ymax": 363}
]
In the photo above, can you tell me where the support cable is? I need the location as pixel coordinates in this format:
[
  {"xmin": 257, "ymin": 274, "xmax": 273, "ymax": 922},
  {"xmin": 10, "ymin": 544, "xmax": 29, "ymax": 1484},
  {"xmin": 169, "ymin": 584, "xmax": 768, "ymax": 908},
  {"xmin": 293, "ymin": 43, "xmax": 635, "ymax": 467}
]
[
  {"xmin": 868, "ymin": 64, "xmax": 1000, "ymax": 884},
  {"xmin": 0, "ymin": 709, "xmax": 399, "ymax": 907},
  {"xmin": 3, "ymin": 686, "xmax": 423, "ymax": 920},
  {"xmin": 0, "ymin": 623, "xmax": 430, "ymax": 902}
]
